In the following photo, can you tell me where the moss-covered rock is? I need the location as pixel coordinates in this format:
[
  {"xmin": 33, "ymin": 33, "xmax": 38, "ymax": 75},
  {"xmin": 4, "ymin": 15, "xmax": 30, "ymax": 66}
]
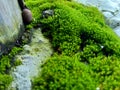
[{"xmin": 25, "ymin": 0, "xmax": 120, "ymax": 89}]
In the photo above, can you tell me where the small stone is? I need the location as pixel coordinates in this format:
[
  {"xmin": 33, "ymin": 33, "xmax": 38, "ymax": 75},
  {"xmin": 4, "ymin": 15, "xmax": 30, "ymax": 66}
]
[
  {"xmin": 22, "ymin": 8, "xmax": 32, "ymax": 25},
  {"xmin": 42, "ymin": 10, "xmax": 54, "ymax": 18}
]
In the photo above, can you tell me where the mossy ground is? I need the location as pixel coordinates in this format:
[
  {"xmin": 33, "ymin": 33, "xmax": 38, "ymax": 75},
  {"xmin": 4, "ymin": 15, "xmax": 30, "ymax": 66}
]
[
  {"xmin": 0, "ymin": 47, "xmax": 23, "ymax": 90},
  {"xmin": 25, "ymin": 0, "xmax": 120, "ymax": 90}
]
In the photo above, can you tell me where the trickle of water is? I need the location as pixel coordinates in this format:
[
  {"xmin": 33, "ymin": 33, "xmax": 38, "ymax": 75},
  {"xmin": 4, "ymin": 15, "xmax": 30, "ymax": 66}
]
[{"xmin": 9, "ymin": 28, "xmax": 53, "ymax": 90}]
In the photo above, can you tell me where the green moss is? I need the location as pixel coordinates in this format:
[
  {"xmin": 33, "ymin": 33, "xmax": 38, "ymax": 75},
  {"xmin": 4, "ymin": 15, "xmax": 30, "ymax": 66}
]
[
  {"xmin": 0, "ymin": 74, "xmax": 12, "ymax": 90},
  {"xmin": 89, "ymin": 56, "xmax": 120, "ymax": 89},
  {"xmin": 27, "ymin": 0, "xmax": 120, "ymax": 55},
  {"xmin": 14, "ymin": 59, "xmax": 22, "ymax": 66},
  {"xmin": 0, "ymin": 46, "xmax": 23, "ymax": 89},
  {"xmin": 25, "ymin": 0, "xmax": 120, "ymax": 90},
  {"xmin": 33, "ymin": 54, "xmax": 96, "ymax": 90}
]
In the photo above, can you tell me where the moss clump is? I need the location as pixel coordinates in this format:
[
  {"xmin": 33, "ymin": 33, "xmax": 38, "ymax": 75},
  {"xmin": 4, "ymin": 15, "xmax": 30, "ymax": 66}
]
[
  {"xmin": 0, "ymin": 47, "xmax": 23, "ymax": 90},
  {"xmin": 26, "ymin": 0, "xmax": 120, "ymax": 56},
  {"xmin": 89, "ymin": 56, "xmax": 120, "ymax": 90},
  {"xmin": 26, "ymin": 0, "xmax": 120, "ymax": 90},
  {"xmin": 33, "ymin": 54, "xmax": 96, "ymax": 90}
]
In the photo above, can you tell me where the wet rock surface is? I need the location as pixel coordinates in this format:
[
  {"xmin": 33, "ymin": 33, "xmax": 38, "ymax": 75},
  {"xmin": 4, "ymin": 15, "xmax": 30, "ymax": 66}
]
[{"xmin": 75, "ymin": 0, "xmax": 120, "ymax": 36}]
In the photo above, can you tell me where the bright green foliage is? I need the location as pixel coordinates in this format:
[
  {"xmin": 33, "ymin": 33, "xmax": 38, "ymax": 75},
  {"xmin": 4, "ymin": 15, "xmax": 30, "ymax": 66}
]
[
  {"xmin": 90, "ymin": 56, "xmax": 120, "ymax": 90},
  {"xmin": 33, "ymin": 54, "xmax": 96, "ymax": 90},
  {"xmin": 27, "ymin": 0, "xmax": 120, "ymax": 55},
  {"xmin": 14, "ymin": 59, "xmax": 22, "ymax": 66},
  {"xmin": 0, "ymin": 74, "xmax": 12, "ymax": 90},
  {"xmin": 25, "ymin": 0, "xmax": 120, "ymax": 90},
  {"xmin": 8, "ymin": 47, "xmax": 23, "ymax": 58},
  {"xmin": 0, "ymin": 46, "xmax": 23, "ymax": 89}
]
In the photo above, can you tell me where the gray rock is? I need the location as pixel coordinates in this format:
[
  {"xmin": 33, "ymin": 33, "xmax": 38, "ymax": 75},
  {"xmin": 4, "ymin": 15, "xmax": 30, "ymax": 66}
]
[
  {"xmin": 42, "ymin": 10, "xmax": 54, "ymax": 18},
  {"xmin": 114, "ymin": 26, "xmax": 120, "ymax": 36},
  {"xmin": 0, "ymin": 0, "xmax": 24, "ymax": 55}
]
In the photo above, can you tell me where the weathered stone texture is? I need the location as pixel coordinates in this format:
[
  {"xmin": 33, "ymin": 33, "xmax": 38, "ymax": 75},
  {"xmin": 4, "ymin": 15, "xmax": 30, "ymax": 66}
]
[{"xmin": 0, "ymin": 0, "xmax": 24, "ymax": 54}]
